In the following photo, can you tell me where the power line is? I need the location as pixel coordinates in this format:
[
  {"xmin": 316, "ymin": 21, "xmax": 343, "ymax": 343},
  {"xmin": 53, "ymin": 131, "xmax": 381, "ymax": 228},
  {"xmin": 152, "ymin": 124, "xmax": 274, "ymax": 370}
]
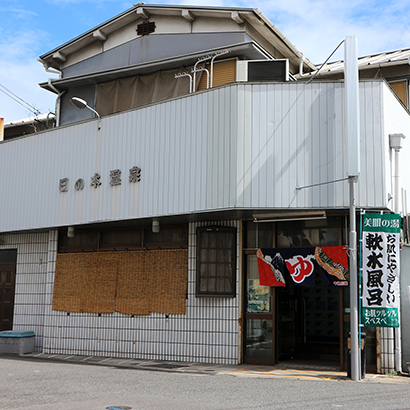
[{"xmin": 0, "ymin": 83, "xmax": 41, "ymax": 116}]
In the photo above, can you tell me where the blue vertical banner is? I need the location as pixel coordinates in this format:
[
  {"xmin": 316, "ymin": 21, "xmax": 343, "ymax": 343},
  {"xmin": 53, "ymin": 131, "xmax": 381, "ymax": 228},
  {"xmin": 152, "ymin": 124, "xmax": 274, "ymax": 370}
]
[{"xmin": 362, "ymin": 213, "xmax": 401, "ymax": 327}]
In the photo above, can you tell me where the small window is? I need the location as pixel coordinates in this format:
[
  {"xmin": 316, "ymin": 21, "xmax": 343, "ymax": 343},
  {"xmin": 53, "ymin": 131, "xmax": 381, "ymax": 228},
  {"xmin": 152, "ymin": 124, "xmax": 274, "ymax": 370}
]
[
  {"xmin": 196, "ymin": 226, "xmax": 236, "ymax": 297},
  {"xmin": 137, "ymin": 21, "xmax": 156, "ymax": 36}
]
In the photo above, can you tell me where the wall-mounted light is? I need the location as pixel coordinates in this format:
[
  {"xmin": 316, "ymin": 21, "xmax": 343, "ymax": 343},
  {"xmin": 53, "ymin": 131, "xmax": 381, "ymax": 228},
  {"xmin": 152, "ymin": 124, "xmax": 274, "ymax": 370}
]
[
  {"xmin": 67, "ymin": 226, "xmax": 75, "ymax": 238},
  {"xmin": 152, "ymin": 219, "xmax": 160, "ymax": 233},
  {"xmin": 70, "ymin": 97, "xmax": 101, "ymax": 129}
]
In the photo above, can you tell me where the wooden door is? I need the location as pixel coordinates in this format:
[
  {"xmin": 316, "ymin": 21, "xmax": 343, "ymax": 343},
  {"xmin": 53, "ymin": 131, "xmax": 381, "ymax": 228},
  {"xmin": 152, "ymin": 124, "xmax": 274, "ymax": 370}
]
[{"xmin": 0, "ymin": 262, "xmax": 16, "ymax": 331}]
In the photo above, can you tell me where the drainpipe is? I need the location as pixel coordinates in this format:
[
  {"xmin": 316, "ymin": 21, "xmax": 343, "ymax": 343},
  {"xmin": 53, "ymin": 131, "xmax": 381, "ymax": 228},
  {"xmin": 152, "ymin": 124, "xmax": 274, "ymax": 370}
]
[
  {"xmin": 389, "ymin": 133, "xmax": 406, "ymax": 374},
  {"xmin": 47, "ymin": 79, "xmax": 65, "ymax": 127},
  {"xmin": 299, "ymin": 54, "xmax": 306, "ymax": 77},
  {"xmin": 38, "ymin": 59, "xmax": 65, "ymax": 127}
]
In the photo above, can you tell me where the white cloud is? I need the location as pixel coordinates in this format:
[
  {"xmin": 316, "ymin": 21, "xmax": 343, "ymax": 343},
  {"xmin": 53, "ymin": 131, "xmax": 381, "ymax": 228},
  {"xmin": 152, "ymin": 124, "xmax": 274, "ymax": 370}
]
[
  {"xmin": 0, "ymin": 26, "xmax": 57, "ymax": 122},
  {"xmin": 216, "ymin": 0, "xmax": 410, "ymax": 63},
  {"xmin": 0, "ymin": 60, "xmax": 57, "ymax": 123}
]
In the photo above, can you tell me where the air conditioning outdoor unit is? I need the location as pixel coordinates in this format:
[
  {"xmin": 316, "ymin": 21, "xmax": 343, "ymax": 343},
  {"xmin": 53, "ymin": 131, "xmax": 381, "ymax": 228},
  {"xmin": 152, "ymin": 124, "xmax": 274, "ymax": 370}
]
[{"xmin": 236, "ymin": 59, "xmax": 289, "ymax": 82}]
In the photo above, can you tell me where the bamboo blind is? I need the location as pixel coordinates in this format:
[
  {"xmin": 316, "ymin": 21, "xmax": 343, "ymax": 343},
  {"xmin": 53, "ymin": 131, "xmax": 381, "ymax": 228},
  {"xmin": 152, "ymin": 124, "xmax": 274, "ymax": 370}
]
[
  {"xmin": 52, "ymin": 249, "xmax": 188, "ymax": 315},
  {"xmin": 197, "ymin": 59, "xmax": 237, "ymax": 91},
  {"xmin": 389, "ymin": 80, "xmax": 407, "ymax": 107},
  {"xmin": 52, "ymin": 253, "xmax": 83, "ymax": 312}
]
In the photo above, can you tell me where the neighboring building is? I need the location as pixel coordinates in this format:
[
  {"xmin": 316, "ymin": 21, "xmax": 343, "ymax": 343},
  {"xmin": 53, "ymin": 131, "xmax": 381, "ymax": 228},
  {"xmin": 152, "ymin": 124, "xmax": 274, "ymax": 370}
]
[
  {"xmin": 1, "ymin": 4, "xmax": 410, "ymax": 374},
  {"xmin": 304, "ymin": 48, "xmax": 410, "ymax": 109},
  {"xmin": 1, "ymin": 114, "xmax": 55, "ymax": 141}
]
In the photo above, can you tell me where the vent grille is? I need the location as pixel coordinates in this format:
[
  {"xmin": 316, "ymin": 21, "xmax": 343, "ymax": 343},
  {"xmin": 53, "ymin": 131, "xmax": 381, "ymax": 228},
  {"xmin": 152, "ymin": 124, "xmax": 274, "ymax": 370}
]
[{"xmin": 137, "ymin": 21, "xmax": 156, "ymax": 36}]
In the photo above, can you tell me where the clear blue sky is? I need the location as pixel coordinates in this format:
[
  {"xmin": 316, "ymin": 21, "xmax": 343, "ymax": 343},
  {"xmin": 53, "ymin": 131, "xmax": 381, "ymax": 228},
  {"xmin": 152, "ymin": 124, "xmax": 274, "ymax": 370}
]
[{"xmin": 1, "ymin": 0, "xmax": 410, "ymax": 122}]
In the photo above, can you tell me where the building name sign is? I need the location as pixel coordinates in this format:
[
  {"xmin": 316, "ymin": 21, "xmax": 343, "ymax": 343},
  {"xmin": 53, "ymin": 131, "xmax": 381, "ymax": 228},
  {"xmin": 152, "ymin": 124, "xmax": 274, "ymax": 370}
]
[{"xmin": 59, "ymin": 166, "xmax": 141, "ymax": 192}]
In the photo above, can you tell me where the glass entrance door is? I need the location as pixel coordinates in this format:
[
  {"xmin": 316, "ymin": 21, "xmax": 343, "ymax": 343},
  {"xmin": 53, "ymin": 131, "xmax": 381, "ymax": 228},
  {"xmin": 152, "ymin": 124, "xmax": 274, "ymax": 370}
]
[
  {"xmin": 244, "ymin": 255, "xmax": 276, "ymax": 364},
  {"xmin": 242, "ymin": 217, "xmax": 346, "ymax": 366}
]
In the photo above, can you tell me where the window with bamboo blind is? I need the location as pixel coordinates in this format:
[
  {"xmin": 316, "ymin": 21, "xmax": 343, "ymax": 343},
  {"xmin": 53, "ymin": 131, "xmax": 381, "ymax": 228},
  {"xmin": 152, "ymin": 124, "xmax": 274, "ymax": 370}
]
[
  {"xmin": 197, "ymin": 59, "xmax": 237, "ymax": 91},
  {"xmin": 52, "ymin": 249, "xmax": 188, "ymax": 315},
  {"xmin": 53, "ymin": 225, "xmax": 189, "ymax": 315},
  {"xmin": 389, "ymin": 80, "xmax": 408, "ymax": 107}
]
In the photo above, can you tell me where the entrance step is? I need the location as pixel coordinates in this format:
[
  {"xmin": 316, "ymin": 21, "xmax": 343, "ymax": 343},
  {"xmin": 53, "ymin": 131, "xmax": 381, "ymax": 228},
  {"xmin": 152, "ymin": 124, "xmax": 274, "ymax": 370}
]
[{"xmin": 295, "ymin": 343, "xmax": 339, "ymax": 362}]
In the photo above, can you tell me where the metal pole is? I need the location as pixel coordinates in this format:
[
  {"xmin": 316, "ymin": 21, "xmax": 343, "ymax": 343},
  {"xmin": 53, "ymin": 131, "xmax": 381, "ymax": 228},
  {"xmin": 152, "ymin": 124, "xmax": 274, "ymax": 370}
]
[
  {"xmin": 394, "ymin": 147, "xmax": 402, "ymax": 373},
  {"xmin": 345, "ymin": 36, "xmax": 360, "ymax": 381},
  {"xmin": 349, "ymin": 176, "xmax": 360, "ymax": 381}
]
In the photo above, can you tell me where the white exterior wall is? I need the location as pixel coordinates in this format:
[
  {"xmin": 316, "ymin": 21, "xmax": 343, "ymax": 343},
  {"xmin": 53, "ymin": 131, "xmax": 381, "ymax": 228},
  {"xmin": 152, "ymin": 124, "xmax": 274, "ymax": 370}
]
[
  {"xmin": 0, "ymin": 232, "xmax": 53, "ymax": 350},
  {"xmin": 41, "ymin": 221, "xmax": 239, "ymax": 364},
  {"xmin": 381, "ymin": 85, "xmax": 410, "ymax": 214},
  {"xmin": 1, "ymin": 81, "xmax": 410, "ymax": 234},
  {"xmin": 245, "ymin": 81, "xmax": 407, "ymax": 210}
]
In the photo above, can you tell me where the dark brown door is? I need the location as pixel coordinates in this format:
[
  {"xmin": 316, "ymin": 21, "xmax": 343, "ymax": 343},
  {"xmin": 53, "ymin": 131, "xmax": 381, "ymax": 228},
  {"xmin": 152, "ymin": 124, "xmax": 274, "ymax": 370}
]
[{"xmin": 0, "ymin": 262, "xmax": 16, "ymax": 331}]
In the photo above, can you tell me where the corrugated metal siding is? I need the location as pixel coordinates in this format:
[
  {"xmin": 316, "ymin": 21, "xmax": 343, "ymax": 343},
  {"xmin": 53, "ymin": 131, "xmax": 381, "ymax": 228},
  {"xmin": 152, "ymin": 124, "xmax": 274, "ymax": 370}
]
[
  {"xmin": 0, "ymin": 94, "xmax": 209, "ymax": 232},
  {"xmin": 381, "ymin": 83, "xmax": 410, "ymax": 214},
  {"xmin": 0, "ymin": 232, "xmax": 51, "ymax": 350},
  {"xmin": 206, "ymin": 86, "xmax": 238, "ymax": 209},
  {"xmin": 246, "ymin": 81, "xmax": 406, "ymax": 210},
  {"xmin": 357, "ymin": 81, "xmax": 384, "ymax": 208},
  {"xmin": 236, "ymin": 85, "xmax": 253, "ymax": 207},
  {"xmin": 1, "ymin": 81, "xmax": 410, "ymax": 233},
  {"xmin": 42, "ymin": 221, "xmax": 239, "ymax": 364}
]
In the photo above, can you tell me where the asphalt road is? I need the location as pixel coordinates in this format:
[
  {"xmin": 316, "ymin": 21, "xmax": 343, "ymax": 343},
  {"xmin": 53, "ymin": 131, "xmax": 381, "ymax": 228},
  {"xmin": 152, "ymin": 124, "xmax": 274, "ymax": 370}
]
[{"xmin": 1, "ymin": 357, "xmax": 410, "ymax": 410}]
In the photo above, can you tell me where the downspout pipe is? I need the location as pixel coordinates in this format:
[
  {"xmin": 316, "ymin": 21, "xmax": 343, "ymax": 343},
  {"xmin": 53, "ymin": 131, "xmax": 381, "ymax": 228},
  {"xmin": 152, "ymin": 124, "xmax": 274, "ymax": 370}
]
[
  {"xmin": 299, "ymin": 54, "xmax": 306, "ymax": 77},
  {"xmin": 38, "ymin": 59, "xmax": 65, "ymax": 127},
  {"xmin": 390, "ymin": 133, "xmax": 406, "ymax": 374},
  {"xmin": 47, "ymin": 79, "xmax": 65, "ymax": 127}
]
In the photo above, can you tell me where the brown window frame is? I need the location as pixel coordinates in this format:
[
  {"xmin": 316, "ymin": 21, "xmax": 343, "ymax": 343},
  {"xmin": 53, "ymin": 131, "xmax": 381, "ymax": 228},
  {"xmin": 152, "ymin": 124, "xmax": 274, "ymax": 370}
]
[{"xmin": 196, "ymin": 226, "xmax": 236, "ymax": 297}]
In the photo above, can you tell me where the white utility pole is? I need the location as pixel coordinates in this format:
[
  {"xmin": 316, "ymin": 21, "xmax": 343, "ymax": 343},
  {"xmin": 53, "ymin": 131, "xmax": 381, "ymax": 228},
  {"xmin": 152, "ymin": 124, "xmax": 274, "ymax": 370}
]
[{"xmin": 345, "ymin": 36, "xmax": 361, "ymax": 381}]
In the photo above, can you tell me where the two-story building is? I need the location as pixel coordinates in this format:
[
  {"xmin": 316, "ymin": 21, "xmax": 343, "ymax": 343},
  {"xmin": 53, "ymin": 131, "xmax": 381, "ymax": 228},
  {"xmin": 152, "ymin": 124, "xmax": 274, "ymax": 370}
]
[{"xmin": 1, "ymin": 4, "xmax": 410, "ymax": 374}]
